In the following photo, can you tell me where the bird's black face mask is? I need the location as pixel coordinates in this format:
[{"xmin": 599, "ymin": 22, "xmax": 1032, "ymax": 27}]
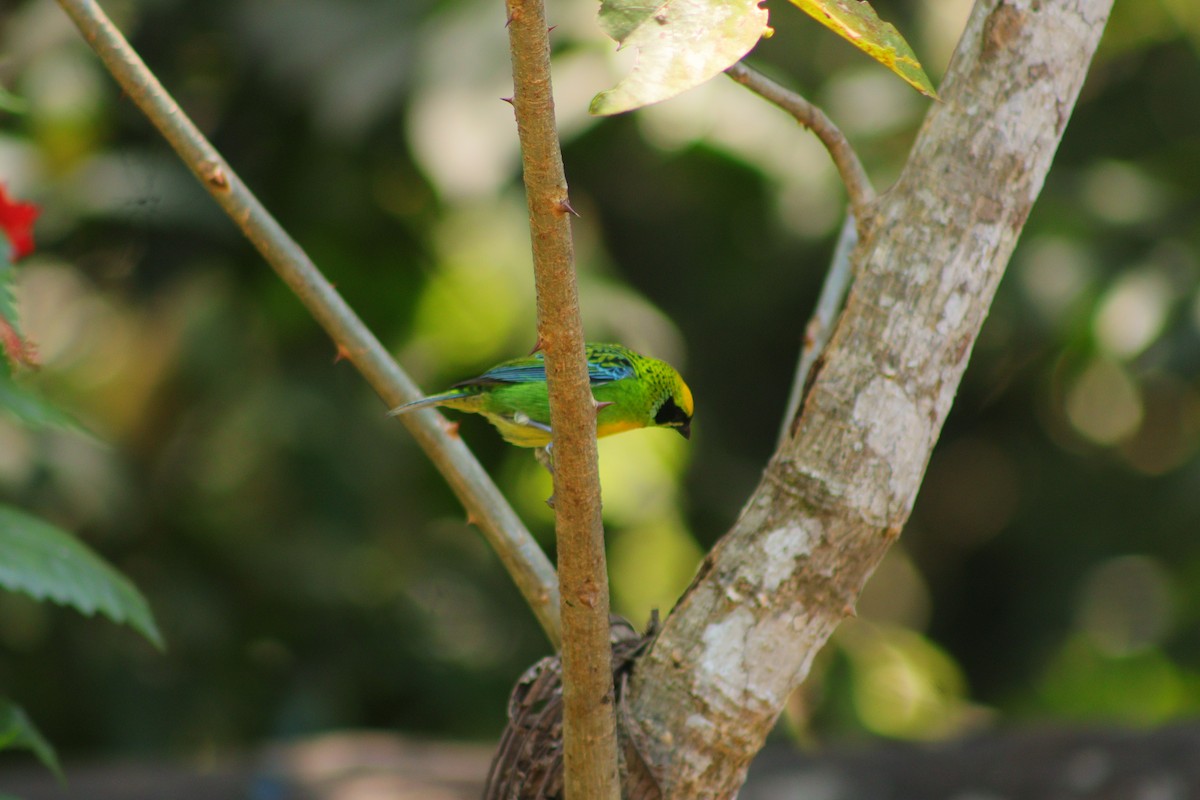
[{"xmin": 655, "ymin": 397, "xmax": 692, "ymax": 439}]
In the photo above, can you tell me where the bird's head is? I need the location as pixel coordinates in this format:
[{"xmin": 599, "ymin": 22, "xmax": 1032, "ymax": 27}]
[{"xmin": 651, "ymin": 367, "xmax": 694, "ymax": 440}]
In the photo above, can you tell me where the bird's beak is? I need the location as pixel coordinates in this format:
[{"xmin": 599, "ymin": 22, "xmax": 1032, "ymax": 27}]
[{"xmin": 677, "ymin": 420, "xmax": 691, "ymax": 440}]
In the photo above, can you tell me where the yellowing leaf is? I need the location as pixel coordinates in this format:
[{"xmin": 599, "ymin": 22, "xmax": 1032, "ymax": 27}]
[
  {"xmin": 591, "ymin": 0, "xmax": 771, "ymax": 116},
  {"xmin": 789, "ymin": 0, "xmax": 938, "ymax": 98}
]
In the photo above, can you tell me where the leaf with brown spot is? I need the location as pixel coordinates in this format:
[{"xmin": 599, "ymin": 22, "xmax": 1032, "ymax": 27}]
[{"xmin": 788, "ymin": 0, "xmax": 939, "ymax": 98}]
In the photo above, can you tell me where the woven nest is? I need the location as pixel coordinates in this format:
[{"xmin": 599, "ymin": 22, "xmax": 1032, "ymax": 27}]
[{"xmin": 483, "ymin": 615, "xmax": 662, "ymax": 799}]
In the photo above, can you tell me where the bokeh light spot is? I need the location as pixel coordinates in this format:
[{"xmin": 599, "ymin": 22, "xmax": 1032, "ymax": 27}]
[
  {"xmin": 1016, "ymin": 236, "xmax": 1094, "ymax": 324},
  {"xmin": 1093, "ymin": 268, "xmax": 1172, "ymax": 359},
  {"xmin": 609, "ymin": 514, "xmax": 703, "ymax": 626},
  {"xmin": 1039, "ymin": 635, "xmax": 1189, "ymax": 724},
  {"xmin": 821, "ymin": 68, "xmax": 924, "ymax": 138},
  {"xmin": 1076, "ymin": 555, "xmax": 1173, "ymax": 657},
  {"xmin": 1080, "ymin": 161, "xmax": 1168, "ymax": 226},
  {"xmin": 855, "ymin": 547, "xmax": 931, "ymax": 630},
  {"xmin": 840, "ymin": 622, "xmax": 985, "ymax": 740},
  {"xmin": 596, "ymin": 429, "xmax": 688, "ymax": 526},
  {"xmin": 1118, "ymin": 376, "xmax": 1200, "ymax": 475},
  {"xmin": 1064, "ymin": 358, "xmax": 1143, "ymax": 445}
]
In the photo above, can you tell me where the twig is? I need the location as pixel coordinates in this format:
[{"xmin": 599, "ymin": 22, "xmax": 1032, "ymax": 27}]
[
  {"xmin": 777, "ymin": 213, "xmax": 857, "ymax": 448},
  {"xmin": 54, "ymin": 0, "xmax": 562, "ymax": 647},
  {"xmin": 505, "ymin": 0, "xmax": 620, "ymax": 797},
  {"xmin": 726, "ymin": 62, "xmax": 869, "ymax": 449},
  {"xmin": 726, "ymin": 61, "xmax": 876, "ymax": 235}
]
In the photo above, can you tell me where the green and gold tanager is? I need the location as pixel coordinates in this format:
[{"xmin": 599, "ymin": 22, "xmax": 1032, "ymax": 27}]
[{"xmin": 387, "ymin": 342, "xmax": 693, "ymax": 449}]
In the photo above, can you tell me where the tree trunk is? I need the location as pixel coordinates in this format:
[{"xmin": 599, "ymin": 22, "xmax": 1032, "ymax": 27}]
[{"xmin": 623, "ymin": 1, "xmax": 1113, "ymax": 797}]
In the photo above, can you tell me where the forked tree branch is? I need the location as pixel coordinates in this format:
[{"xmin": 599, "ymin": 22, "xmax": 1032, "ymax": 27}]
[
  {"xmin": 504, "ymin": 0, "xmax": 622, "ymax": 794},
  {"xmin": 54, "ymin": 0, "xmax": 563, "ymax": 646},
  {"xmin": 726, "ymin": 61, "xmax": 876, "ymax": 235},
  {"xmin": 726, "ymin": 64, "xmax": 867, "ymax": 452},
  {"xmin": 628, "ymin": 1, "xmax": 1113, "ymax": 796}
]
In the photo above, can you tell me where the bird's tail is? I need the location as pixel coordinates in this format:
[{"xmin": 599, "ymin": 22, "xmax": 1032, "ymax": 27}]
[{"xmin": 386, "ymin": 391, "xmax": 470, "ymax": 417}]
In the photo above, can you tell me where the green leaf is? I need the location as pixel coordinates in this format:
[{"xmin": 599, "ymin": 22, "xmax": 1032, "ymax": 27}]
[
  {"xmin": 590, "ymin": 0, "xmax": 770, "ymax": 116},
  {"xmin": 0, "ymin": 366, "xmax": 86, "ymax": 433},
  {"xmin": 0, "ymin": 254, "xmax": 15, "ymax": 322},
  {"xmin": 0, "ymin": 505, "xmax": 164, "ymax": 649},
  {"xmin": 0, "ymin": 697, "xmax": 62, "ymax": 779},
  {"xmin": 788, "ymin": 0, "xmax": 938, "ymax": 98},
  {"xmin": 0, "ymin": 87, "xmax": 29, "ymax": 115}
]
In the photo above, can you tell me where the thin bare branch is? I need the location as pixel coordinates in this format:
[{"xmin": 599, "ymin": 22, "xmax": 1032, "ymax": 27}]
[
  {"xmin": 504, "ymin": 0, "xmax": 621, "ymax": 794},
  {"xmin": 726, "ymin": 61, "xmax": 876, "ymax": 235},
  {"xmin": 777, "ymin": 213, "xmax": 857, "ymax": 449},
  {"xmin": 54, "ymin": 0, "xmax": 562, "ymax": 647}
]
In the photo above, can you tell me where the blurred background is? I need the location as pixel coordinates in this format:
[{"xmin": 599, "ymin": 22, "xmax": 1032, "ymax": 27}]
[{"xmin": 1, "ymin": 0, "xmax": 1199, "ymax": 773}]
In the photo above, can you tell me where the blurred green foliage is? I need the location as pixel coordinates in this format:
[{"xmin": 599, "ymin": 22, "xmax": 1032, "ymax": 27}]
[{"xmin": 0, "ymin": 0, "xmax": 1198, "ymax": 763}]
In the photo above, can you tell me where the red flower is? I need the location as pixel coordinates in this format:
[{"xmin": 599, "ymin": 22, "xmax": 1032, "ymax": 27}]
[
  {"xmin": 0, "ymin": 183, "xmax": 39, "ymax": 262},
  {"xmin": 0, "ymin": 183, "xmax": 40, "ymax": 368}
]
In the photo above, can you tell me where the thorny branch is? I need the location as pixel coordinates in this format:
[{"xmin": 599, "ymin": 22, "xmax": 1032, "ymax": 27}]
[
  {"xmin": 504, "ymin": 0, "xmax": 622, "ymax": 795},
  {"xmin": 54, "ymin": 0, "xmax": 563, "ymax": 645}
]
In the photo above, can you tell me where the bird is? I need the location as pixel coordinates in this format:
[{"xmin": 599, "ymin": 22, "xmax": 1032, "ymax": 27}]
[{"xmin": 387, "ymin": 342, "xmax": 693, "ymax": 452}]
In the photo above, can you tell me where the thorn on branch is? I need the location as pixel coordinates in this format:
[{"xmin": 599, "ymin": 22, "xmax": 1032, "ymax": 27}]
[
  {"xmin": 556, "ymin": 197, "xmax": 580, "ymax": 218},
  {"xmin": 332, "ymin": 342, "xmax": 354, "ymax": 364},
  {"xmin": 202, "ymin": 160, "xmax": 229, "ymax": 190},
  {"xmin": 500, "ymin": 96, "xmax": 514, "ymax": 105},
  {"xmin": 578, "ymin": 578, "xmax": 601, "ymax": 609},
  {"xmin": 528, "ymin": 335, "xmax": 544, "ymax": 355},
  {"xmin": 802, "ymin": 317, "xmax": 822, "ymax": 351}
]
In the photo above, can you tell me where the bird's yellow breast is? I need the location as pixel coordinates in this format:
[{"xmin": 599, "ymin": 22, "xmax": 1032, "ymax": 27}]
[
  {"xmin": 596, "ymin": 418, "xmax": 645, "ymax": 438},
  {"xmin": 485, "ymin": 414, "xmax": 646, "ymax": 447}
]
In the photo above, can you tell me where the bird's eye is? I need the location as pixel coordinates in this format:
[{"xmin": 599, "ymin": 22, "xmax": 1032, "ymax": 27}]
[{"xmin": 654, "ymin": 397, "xmax": 689, "ymax": 427}]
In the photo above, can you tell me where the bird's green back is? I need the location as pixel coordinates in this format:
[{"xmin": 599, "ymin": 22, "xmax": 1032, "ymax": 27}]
[{"xmin": 391, "ymin": 343, "xmax": 692, "ymax": 448}]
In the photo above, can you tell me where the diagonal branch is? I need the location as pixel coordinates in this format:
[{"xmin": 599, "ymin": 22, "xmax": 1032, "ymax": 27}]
[
  {"xmin": 54, "ymin": 0, "xmax": 562, "ymax": 647},
  {"xmin": 725, "ymin": 61, "xmax": 876, "ymax": 235},
  {"xmin": 632, "ymin": 1, "xmax": 1113, "ymax": 796}
]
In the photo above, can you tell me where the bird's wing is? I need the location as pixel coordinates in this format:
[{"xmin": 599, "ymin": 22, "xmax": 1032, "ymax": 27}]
[
  {"xmin": 453, "ymin": 351, "xmax": 634, "ymax": 388},
  {"xmin": 586, "ymin": 350, "xmax": 635, "ymax": 383}
]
